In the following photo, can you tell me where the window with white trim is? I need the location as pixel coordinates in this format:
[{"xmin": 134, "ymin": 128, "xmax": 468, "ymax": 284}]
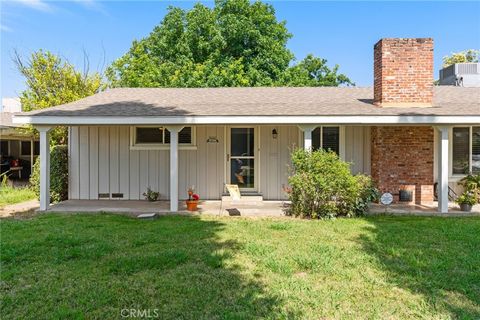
[
  {"xmin": 452, "ymin": 126, "xmax": 480, "ymax": 175},
  {"xmin": 312, "ymin": 126, "xmax": 340, "ymax": 154},
  {"xmin": 131, "ymin": 126, "xmax": 195, "ymax": 149}
]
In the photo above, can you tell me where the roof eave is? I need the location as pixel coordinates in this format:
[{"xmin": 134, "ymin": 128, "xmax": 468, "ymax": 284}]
[{"xmin": 12, "ymin": 114, "xmax": 480, "ymax": 126}]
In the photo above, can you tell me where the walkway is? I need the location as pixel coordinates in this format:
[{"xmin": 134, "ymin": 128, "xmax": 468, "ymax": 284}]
[{"xmin": 0, "ymin": 199, "xmax": 39, "ymax": 218}]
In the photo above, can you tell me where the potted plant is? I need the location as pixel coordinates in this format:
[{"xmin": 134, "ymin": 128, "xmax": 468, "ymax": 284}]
[
  {"xmin": 186, "ymin": 186, "xmax": 200, "ymax": 211},
  {"xmin": 456, "ymin": 191, "xmax": 476, "ymax": 212},
  {"xmin": 458, "ymin": 173, "xmax": 480, "ymax": 204},
  {"xmin": 143, "ymin": 187, "xmax": 159, "ymax": 202}
]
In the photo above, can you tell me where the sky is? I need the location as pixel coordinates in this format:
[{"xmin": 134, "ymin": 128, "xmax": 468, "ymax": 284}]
[{"xmin": 1, "ymin": 0, "xmax": 479, "ymax": 100}]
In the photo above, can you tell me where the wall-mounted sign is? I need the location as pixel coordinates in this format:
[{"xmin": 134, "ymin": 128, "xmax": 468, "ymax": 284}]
[
  {"xmin": 380, "ymin": 192, "xmax": 393, "ymax": 205},
  {"xmin": 207, "ymin": 137, "xmax": 219, "ymax": 143}
]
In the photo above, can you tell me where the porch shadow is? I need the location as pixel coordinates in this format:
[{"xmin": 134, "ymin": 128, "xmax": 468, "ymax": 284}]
[
  {"xmin": 0, "ymin": 214, "xmax": 295, "ymax": 319},
  {"xmin": 358, "ymin": 216, "xmax": 480, "ymax": 318}
]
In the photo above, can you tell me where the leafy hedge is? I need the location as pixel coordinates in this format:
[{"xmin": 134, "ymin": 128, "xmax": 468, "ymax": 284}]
[
  {"xmin": 286, "ymin": 149, "xmax": 378, "ymax": 218},
  {"xmin": 30, "ymin": 145, "xmax": 68, "ymax": 203}
]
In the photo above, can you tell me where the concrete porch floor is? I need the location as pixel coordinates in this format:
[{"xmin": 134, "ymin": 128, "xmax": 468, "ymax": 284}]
[
  {"xmin": 47, "ymin": 200, "xmax": 288, "ymax": 217},
  {"xmin": 44, "ymin": 199, "xmax": 480, "ymax": 217},
  {"xmin": 368, "ymin": 202, "xmax": 480, "ymax": 216}
]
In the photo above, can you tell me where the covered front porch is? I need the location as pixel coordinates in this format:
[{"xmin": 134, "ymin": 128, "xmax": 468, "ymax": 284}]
[{"xmin": 35, "ymin": 124, "xmax": 455, "ymax": 214}]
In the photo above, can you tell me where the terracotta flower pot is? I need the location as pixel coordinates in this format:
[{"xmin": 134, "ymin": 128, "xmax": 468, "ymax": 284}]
[
  {"xmin": 186, "ymin": 200, "xmax": 198, "ymax": 211},
  {"xmin": 10, "ymin": 159, "xmax": 20, "ymax": 167}
]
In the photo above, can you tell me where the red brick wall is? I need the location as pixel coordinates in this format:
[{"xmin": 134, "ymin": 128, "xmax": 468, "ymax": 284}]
[
  {"xmin": 371, "ymin": 126, "xmax": 434, "ymax": 204},
  {"xmin": 373, "ymin": 38, "xmax": 434, "ymax": 107}
]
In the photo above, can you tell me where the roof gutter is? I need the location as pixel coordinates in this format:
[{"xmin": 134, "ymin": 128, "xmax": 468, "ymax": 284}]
[{"xmin": 12, "ymin": 114, "xmax": 480, "ymax": 126}]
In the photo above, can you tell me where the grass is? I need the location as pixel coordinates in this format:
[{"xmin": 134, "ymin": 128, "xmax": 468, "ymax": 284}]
[
  {"xmin": 1, "ymin": 214, "xmax": 479, "ymax": 319},
  {"xmin": 0, "ymin": 184, "xmax": 36, "ymax": 208}
]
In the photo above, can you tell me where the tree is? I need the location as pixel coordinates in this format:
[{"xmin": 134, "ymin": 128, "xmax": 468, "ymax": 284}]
[
  {"xmin": 442, "ymin": 49, "xmax": 479, "ymax": 68},
  {"xmin": 107, "ymin": 0, "xmax": 352, "ymax": 88},
  {"xmin": 279, "ymin": 54, "xmax": 354, "ymax": 86},
  {"xmin": 14, "ymin": 50, "xmax": 104, "ymax": 145}
]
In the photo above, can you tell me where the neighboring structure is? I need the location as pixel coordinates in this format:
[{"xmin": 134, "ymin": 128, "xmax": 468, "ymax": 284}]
[
  {"xmin": 1, "ymin": 98, "xmax": 39, "ymax": 179},
  {"xmin": 13, "ymin": 38, "xmax": 480, "ymax": 213},
  {"xmin": 439, "ymin": 63, "xmax": 480, "ymax": 87}
]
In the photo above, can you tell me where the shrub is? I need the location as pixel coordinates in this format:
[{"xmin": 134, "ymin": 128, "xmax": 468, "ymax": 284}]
[
  {"xmin": 143, "ymin": 187, "xmax": 160, "ymax": 202},
  {"xmin": 30, "ymin": 145, "xmax": 68, "ymax": 203},
  {"xmin": 286, "ymin": 149, "xmax": 378, "ymax": 218}
]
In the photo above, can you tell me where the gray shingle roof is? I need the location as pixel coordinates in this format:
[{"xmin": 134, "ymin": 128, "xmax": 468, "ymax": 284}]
[{"xmin": 16, "ymin": 86, "xmax": 480, "ymax": 117}]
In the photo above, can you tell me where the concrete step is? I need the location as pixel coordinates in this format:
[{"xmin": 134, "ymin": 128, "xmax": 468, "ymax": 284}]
[{"xmin": 221, "ymin": 195, "xmax": 263, "ymax": 203}]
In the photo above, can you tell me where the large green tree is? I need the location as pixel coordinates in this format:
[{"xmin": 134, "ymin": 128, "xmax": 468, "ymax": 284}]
[
  {"xmin": 14, "ymin": 50, "xmax": 104, "ymax": 145},
  {"xmin": 107, "ymin": 0, "xmax": 352, "ymax": 87}
]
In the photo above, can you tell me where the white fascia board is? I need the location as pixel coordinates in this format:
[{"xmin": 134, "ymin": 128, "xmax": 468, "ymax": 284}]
[{"xmin": 12, "ymin": 115, "xmax": 480, "ymax": 125}]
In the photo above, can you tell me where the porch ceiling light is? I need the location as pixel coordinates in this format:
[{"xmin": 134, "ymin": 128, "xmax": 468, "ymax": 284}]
[{"xmin": 272, "ymin": 129, "xmax": 278, "ymax": 139}]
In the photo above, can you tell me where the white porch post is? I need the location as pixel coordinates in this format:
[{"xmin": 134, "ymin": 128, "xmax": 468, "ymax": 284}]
[
  {"xmin": 37, "ymin": 126, "xmax": 51, "ymax": 211},
  {"xmin": 437, "ymin": 126, "xmax": 449, "ymax": 213},
  {"xmin": 30, "ymin": 138, "xmax": 34, "ymax": 175},
  {"xmin": 298, "ymin": 125, "xmax": 317, "ymax": 151},
  {"xmin": 165, "ymin": 125, "xmax": 184, "ymax": 212}
]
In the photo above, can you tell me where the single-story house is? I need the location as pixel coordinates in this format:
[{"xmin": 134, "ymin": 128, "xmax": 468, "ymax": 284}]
[
  {"xmin": 1, "ymin": 98, "xmax": 39, "ymax": 179},
  {"xmin": 13, "ymin": 38, "xmax": 480, "ymax": 213}
]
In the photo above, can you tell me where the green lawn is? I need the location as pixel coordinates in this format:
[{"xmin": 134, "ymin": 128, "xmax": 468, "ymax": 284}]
[
  {"xmin": 0, "ymin": 185, "xmax": 36, "ymax": 208},
  {"xmin": 1, "ymin": 214, "xmax": 479, "ymax": 319}
]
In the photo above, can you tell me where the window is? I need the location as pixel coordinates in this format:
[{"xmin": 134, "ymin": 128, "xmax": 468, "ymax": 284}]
[
  {"xmin": 21, "ymin": 141, "xmax": 40, "ymax": 156},
  {"xmin": 132, "ymin": 126, "xmax": 195, "ymax": 149},
  {"xmin": 136, "ymin": 127, "xmax": 164, "ymax": 144},
  {"xmin": 0, "ymin": 141, "xmax": 8, "ymax": 157},
  {"xmin": 452, "ymin": 126, "xmax": 480, "ymax": 175},
  {"xmin": 164, "ymin": 127, "xmax": 192, "ymax": 144},
  {"xmin": 312, "ymin": 126, "xmax": 340, "ymax": 154}
]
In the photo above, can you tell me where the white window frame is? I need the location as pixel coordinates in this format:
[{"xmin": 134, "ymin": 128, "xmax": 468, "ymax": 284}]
[
  {"xmin": 449, "ymin": 125, "xmax": 478, "ymax": 178},
  {"xmin": 130, "ymin": 126, "xmax": 197, "ymax": 150}
]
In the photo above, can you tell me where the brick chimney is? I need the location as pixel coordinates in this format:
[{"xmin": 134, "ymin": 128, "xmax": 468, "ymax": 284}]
[{"xmin": 373, "ymin": 38, "xmax": 434, "ymax": 107}]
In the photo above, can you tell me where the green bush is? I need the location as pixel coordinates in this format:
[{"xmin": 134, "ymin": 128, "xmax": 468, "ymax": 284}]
[
  {"xmin": 286, "ymin": 149, "xmax": 378, "ymax": 219},
  {"xmin": 30, "ymin": 145, "xmax": 68, "ymax": 203}
]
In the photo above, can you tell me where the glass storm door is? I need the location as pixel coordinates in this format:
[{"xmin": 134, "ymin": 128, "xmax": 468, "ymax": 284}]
[{"xmin": 228, "ymin": 127, "xmax": 255, "ymax": 190}]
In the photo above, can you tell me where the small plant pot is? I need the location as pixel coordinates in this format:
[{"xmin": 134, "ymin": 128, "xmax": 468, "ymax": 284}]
[
  {"xmin": 186, "ymin": 200, "xmax": 198, "ymax": 211},
  {"xmin": 460, "ymin": 203, "xmax": 472, "ymax": 212}
]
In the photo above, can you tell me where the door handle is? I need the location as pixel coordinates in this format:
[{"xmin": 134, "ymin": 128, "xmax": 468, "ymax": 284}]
[{"xmin": 227, "ymin": 154, "xmax": 230, "ymax": 161}]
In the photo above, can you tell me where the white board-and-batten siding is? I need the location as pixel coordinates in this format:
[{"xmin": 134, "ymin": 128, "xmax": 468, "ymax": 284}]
[
  {"xmin": 259, "ymin": 126, "xmax": 300, "ymax": 199},
  {"xmin": 68, "ymin": 125, "xmax": 370, "ymax": 201},
  {"xmin": 344, "ymin": 126, "xmax": 371, "ymax": 175},
  {"xmin": 69, "ymin": 126, "xmax": 225, "ymax": 201}
]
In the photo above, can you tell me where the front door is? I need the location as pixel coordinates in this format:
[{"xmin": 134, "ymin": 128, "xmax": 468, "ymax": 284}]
[{"xmin": 227, "ymin": 127, "xmax": 256, "ymax": 190}]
